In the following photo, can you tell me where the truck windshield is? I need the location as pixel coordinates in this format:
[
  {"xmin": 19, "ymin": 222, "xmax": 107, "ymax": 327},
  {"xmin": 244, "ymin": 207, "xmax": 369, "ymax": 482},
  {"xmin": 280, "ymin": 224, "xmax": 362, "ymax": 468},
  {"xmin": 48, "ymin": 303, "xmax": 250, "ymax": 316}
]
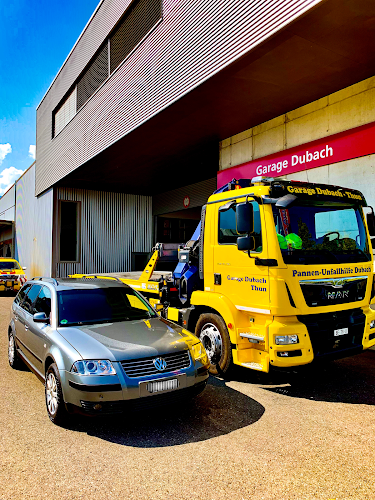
[
  {"xmin": 57, "ymin": 286, "xmax": 157, "ymax": 326},
  {"xmin": 272, "ymin": 203, "xmax": 371, "ymax": 265}
]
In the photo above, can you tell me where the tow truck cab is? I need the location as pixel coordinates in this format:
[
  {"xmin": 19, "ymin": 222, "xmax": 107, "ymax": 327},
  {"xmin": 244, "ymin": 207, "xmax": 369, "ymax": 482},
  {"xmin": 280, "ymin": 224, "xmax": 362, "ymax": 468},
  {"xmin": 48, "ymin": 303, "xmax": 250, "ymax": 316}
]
[{"xmin": 187, "ymin": 178, "xmax": 375, "ymax": 373}]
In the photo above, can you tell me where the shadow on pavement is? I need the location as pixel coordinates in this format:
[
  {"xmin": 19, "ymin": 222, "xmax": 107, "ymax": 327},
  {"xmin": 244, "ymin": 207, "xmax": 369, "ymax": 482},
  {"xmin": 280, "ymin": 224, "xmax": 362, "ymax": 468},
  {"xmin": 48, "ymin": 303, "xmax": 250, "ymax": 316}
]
[
  {"xmin": 232, "ymin": 350, "xmax": 375, "ymax": 405},
  {"xmin": 66, "ymin": 376, "xmax": 265, "ymax": 447}
]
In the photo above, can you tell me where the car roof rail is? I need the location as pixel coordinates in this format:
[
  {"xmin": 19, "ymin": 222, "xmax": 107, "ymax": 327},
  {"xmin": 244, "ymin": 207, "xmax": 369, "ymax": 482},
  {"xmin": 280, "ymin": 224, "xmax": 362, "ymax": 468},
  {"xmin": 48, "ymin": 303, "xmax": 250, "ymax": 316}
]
[
  {"xmin": 78, "ymin": 275, "xmax": 124, "ymax": 283},
  {"xmin": 31, "ymin": 277, "xmax": 59, "ymax": 286}
]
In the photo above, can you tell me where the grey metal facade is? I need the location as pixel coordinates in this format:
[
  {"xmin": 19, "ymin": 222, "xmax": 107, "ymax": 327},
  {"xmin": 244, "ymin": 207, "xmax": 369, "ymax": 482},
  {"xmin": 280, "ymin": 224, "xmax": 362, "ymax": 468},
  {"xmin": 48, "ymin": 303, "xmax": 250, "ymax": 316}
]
[
  {"xmin": 55, "ymin": 187, "xmax": 152, "ymax": 277},
  {"xmin": 153, "ymin": 178, "xmax": 216, "ymax": 216},
  {"xmin": 0, "ymin": 185, "xmax": 15, "ymax": 221},
  {"xmin": 36, "ymin": 0, "xmax": 321, "ymax": 195},
  {"xmin": 15, "ymin": 164, "xmax": 53, "ymax": 277}
]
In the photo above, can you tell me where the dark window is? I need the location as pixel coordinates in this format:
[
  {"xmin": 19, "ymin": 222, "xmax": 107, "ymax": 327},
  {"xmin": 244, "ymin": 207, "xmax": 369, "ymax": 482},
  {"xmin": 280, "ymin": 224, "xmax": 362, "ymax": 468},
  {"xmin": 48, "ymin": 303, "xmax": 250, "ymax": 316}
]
[
  {"xmin": 110, "ymin": 0, "xmax": 162, "ymax": 73},
  {"xmin": 15, "ymin": 284, "xmax": 32, "ymax": 305},
  {"xmin": 219, "ymin": 202, "xmax": 262, "ymax": 252},
  {"xmin": 34, "ymin": 286, "xmax": 52, "ymax": 317},
  {"xmin": 57, "ymin": 286, "xmax": 157, "ymax": 326},
  {"xmin": 22, "ymin": 285, "xmax": 43, "ymax": 314},
  {"xmin": 77, "ymin": 44, "xmax": 109, "ymax": 110},
  {"xmin": 0, "ymin": 260, "xmax": 21, "ymax": 270},
  {"xmin": 59, "ymin": 201, "xmax": 80, "ymax": 262}
]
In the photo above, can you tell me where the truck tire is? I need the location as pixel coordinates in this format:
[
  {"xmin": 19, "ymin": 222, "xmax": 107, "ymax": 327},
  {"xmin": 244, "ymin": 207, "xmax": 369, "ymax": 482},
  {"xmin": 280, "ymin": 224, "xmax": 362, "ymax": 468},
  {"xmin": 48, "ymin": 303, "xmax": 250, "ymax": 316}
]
[{"xmin": 195, "ymin": 313, "xmax": 232, "ymax": 376}]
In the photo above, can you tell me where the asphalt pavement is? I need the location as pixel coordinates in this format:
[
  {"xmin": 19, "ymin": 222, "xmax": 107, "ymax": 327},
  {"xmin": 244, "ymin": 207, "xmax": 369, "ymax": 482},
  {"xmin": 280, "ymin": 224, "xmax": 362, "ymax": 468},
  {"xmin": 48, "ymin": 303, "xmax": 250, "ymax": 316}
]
[{"xmin": 1, "ymin": 294, "xmax": 375, "ymax": 499}]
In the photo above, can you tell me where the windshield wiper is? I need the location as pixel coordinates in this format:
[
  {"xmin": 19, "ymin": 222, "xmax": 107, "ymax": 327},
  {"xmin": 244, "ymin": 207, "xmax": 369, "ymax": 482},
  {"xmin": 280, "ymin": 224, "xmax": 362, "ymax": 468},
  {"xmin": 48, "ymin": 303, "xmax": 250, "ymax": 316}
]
[
  {"xmin": 351, "ymin": 248, "xmax": 371, "ymax": 261},
  {"xmin": 317, "ymin": 248, "xmax": 340, "ymax": 263}
]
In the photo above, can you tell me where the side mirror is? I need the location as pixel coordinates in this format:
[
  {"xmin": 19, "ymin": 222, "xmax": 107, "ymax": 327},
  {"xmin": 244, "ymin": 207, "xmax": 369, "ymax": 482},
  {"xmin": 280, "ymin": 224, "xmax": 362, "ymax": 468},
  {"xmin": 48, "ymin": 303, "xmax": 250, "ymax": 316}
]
[
  {"xmin": 33, "ymin": 312, "xmax": 50, "ymax": 324},
  {"xmin": 22, "ymin": 266, "xmax": 27, "ymax": 271},
  {"xmin": 367, "ymin": 212, "xmax": 375, "ymax": 237},
  {"xmin": 236, "ymin": 202, "xmax": 254, "ymax": 233},
  {"xmin": 237, "ymin": 235, "xmax": 256, "ymax": 251},
  {"xmin": 371, "ymin": 237, "xmax": 375, "ymax": 250}
]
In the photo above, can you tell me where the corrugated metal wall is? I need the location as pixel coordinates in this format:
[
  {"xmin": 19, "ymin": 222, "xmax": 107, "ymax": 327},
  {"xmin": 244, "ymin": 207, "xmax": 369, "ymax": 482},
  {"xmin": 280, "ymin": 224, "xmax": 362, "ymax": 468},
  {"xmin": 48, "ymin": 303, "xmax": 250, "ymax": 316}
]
[
  {"xmin": 36, "ymin": 0, "xmax": 322, "ymax": 195},
  {"xmin": 15, "ymin": 165, "xmax": 53, "ymax": 277},
  {"xmin": 0, "ymin": 185, "xmax": 15, "ymax": 221},
  {"xmin": 56, "ymin": 187, "xmax": 152, "ymax": 277},
  {"xmin": 153, "ymin": 178, "xmax": 216, "ymax": 215}
]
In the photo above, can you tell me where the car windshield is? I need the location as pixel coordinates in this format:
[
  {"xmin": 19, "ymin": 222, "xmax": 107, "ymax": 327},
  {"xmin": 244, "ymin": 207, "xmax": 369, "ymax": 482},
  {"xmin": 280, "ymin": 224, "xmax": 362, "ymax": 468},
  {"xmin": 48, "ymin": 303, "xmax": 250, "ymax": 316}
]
[
  {"xmin": 0, "ymin": 261, "xmax": 20, "ymax": 270},
  {"xmin": 272, "ymin": 203, "xmax": 371, "ymax": 265},
  {"xmin": 57, "ymin": 286, "xmax": 157, "ymax": 326}
]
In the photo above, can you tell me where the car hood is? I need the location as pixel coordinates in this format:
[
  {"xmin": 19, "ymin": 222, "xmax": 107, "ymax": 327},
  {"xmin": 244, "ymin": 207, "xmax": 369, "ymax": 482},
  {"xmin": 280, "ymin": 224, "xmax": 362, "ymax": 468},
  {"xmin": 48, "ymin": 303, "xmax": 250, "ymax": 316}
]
[{"xmin": 57, "ymin": 316, "xmax": 194, "ymax": 361}]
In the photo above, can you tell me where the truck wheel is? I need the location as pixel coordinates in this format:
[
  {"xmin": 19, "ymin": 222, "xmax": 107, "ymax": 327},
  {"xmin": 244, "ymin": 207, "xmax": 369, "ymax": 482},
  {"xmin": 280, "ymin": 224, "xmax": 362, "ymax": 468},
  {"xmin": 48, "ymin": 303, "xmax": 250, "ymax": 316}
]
[{"xmin": 195, "ymin": 313, "xmax": 232, "ymax": 376}]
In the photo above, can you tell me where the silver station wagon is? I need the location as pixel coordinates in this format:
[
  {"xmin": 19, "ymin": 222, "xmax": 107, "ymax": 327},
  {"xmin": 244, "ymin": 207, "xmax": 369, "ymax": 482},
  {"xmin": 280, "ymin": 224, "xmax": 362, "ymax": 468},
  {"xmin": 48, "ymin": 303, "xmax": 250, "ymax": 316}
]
[{"xmin": 8, "ymin": 277, "xmax": 209, "ymax": 425}]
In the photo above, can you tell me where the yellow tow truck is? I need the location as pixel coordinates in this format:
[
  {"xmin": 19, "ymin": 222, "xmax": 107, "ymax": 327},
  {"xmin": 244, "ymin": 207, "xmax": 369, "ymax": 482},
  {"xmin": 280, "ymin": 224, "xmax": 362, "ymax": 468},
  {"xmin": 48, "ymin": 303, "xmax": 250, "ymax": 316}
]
[
  {"xmin": 0, "ymin": 258, "xmax": 27, "ymax": 292},
  {"xmin": 73, "ymin": 177, "xmax": 375, "ymax": 375}
]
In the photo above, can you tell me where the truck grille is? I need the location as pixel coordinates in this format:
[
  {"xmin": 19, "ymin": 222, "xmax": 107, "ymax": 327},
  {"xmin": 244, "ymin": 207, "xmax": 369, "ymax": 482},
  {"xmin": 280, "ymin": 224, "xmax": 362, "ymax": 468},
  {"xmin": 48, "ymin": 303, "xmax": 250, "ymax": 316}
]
[
  {"xmin": 300, "ymin": 276, "xmax": 367, "ymax": 307},
  {"xmin": 121, "ymin": 351, "xmax": 191, "ymax": 378},
  {"xmin": 298, "ymin": 308, "xmax": 365, "ymax": 358}
]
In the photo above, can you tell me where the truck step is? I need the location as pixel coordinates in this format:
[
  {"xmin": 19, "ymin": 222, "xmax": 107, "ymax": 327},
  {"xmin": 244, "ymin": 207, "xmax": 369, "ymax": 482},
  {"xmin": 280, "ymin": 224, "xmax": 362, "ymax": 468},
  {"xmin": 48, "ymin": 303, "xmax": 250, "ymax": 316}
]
[{"xmin": 240, "ymin": 362, "xmax": 264, "ymax": 371}]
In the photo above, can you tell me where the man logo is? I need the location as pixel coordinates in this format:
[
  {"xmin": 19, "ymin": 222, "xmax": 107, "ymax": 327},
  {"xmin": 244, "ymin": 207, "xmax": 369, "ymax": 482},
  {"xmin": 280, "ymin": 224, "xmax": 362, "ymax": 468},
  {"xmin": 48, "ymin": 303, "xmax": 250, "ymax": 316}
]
[{"xmin": 153, "ymin": 357, "xmax": 167, "ymax": 371}]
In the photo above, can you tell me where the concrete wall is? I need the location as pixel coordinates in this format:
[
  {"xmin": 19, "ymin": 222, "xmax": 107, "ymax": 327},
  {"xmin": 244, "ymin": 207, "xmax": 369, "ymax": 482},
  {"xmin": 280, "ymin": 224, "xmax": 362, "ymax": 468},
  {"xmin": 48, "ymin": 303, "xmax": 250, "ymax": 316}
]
[
  {"xmin": 220, "ymin": 75, "xmax": 375, "ymax": 166},
  {"xmin": 219, "ymin": 75, "xmax": 375, "ymax": 207}
]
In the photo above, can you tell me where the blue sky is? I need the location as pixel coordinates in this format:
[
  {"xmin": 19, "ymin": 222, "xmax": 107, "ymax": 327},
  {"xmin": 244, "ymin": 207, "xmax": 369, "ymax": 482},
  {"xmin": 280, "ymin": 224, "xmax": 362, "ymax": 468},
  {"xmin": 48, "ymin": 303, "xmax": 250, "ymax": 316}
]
[{"xmin": 0, "ymin": 0, "xmax": 99, "ymax": 194}]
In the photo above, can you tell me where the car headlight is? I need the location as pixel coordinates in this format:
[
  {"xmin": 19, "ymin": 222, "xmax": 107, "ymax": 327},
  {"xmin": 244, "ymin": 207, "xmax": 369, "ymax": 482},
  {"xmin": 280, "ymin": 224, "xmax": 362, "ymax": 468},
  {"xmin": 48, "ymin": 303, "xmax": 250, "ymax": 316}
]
[
  {"xmin": 71, "ymin": 360, "xmax": 117, "ymax": 375},
  {"xmin": 275, "ymin": 335, "xmax": 299, "ymax": 345},
  {"xmin": 190, "ymin": 342, "xmax": 209, "ymax": 365}
]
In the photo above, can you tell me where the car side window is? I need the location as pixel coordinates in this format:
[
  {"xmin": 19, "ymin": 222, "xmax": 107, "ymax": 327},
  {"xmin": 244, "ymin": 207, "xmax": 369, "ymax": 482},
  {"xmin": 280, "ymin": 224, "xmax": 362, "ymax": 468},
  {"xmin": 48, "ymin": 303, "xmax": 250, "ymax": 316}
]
[
  {"xmin": 14, "ymin": 284, "xmax": 32, "ymax": 306},
  {"xmin": 34, "ymin": 286, "xmax": 52, "ymax": 317},
  {"xmin": 22, "ymin": 284, "xmax": 43, "ymax": 314}
]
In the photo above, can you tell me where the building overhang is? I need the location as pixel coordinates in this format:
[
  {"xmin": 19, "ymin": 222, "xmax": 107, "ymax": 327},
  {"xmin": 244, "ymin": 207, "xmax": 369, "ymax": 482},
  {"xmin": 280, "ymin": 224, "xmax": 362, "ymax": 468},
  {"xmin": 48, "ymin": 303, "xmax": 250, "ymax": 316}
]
[{"xmin": 59, "ymin": 0, "xmax": 375, "ymax": 195}]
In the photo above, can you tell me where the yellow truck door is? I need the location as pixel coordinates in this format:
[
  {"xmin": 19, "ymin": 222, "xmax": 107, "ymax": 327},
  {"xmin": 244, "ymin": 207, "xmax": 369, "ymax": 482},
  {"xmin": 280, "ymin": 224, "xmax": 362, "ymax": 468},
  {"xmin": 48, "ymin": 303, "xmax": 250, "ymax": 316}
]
[{"xmin": 213, "ymin": 199, "xmax": 270, "ymax": 314}]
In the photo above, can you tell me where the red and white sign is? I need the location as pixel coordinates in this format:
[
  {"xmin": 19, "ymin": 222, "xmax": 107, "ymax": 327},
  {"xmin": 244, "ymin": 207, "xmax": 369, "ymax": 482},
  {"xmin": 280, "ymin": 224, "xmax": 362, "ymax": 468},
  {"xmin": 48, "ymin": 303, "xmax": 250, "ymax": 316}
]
[
  {"xmin": 183, "ymin": 196, "xmax": 190, "ymax": 208},
  {"xmin": 217, "ymin": 121, "xmax": 375, "ymax": 186}
]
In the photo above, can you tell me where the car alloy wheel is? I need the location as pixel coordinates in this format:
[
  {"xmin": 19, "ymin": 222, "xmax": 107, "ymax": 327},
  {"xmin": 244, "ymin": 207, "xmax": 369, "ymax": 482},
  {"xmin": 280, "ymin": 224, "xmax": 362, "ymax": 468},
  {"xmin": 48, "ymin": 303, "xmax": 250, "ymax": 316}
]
[
  {"xmin": 45, "ymin": 363, "xmax": 68, "ymax": 425},
  {"xmin": 46, "ymin": 372, "xmax": 58, "ymax": 416},
  {"xmin": 8, "ymin": 332, "xmax": 22, "ymax": 369}
]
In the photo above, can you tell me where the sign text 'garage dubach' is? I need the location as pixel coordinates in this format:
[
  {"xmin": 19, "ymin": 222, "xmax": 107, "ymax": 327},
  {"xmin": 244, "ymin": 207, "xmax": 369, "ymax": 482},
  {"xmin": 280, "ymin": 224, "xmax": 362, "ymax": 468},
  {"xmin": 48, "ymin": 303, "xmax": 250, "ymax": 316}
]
[{"xmin": 217, "ymin": 121, "xmax": 375, "ymax": 185}]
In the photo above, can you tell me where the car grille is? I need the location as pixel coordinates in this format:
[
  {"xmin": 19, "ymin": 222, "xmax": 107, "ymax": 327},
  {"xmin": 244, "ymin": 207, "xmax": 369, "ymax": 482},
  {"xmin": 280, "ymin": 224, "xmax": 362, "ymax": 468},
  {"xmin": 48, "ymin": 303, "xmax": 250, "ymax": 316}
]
[
  {"xmin": 80, "ymin": 381, "xmax": 206, "ymax": 414},
  {"xmin": 121, "ymin": 350, "xmax": 191, "ymax": 378},
  {"xmin": 298, "ymin": 308, "xmax": 365, "ymax": 358}
]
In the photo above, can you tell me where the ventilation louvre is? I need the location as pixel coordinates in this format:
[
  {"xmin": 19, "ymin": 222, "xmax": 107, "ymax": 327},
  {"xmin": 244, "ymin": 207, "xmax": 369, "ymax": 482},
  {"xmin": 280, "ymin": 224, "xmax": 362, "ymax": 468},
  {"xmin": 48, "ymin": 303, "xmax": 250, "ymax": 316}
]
[
  {"xmin": 110, "ymin": 0, "xmax": 162, "ymax": 73},
  {"xmin": 77, "ymin": 44, "xmax": 109, "ymax": 110}
]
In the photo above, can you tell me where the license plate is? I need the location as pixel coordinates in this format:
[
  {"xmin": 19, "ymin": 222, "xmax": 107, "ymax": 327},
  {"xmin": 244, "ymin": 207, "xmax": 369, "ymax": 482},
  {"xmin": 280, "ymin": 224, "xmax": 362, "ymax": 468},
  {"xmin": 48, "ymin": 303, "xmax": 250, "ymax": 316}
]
[
  {"xmin": 334, "ymin": 328, "xmax": 348, "ymax": 337},
  {"xmin": 146, "ymin": 378, "xmax": 179, "ymax": 394}
]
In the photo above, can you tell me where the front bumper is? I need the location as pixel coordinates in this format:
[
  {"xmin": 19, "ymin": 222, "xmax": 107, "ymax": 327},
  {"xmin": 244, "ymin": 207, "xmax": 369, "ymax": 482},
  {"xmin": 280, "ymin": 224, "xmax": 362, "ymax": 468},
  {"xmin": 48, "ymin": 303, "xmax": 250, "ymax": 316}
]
[
  {"xmin": 0, "ymin": 279, "xmax": 21, "ymax": 291},
  {"xmin": 61, "ymin": 357, "xmax": 209, "ymax": 413},
  {"xmin": 269, "ymin": 306, "xmax": 375, "ymax": 368}
]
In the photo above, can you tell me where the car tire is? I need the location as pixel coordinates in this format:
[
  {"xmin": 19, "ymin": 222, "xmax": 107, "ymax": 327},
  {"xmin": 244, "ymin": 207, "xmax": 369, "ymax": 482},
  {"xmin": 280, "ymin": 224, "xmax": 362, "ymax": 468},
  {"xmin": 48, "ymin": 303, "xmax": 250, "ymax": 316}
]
[
  {"xmin": 45, "ymin": 363, "xmax": 68, "ymax": 425},
  {"xmin": 8, "ymin": 331, "xmax": 23, "ymax": 369},
  {"xmin": 195, "ymin": 313, "xmax": 232, "ymax": 376}
]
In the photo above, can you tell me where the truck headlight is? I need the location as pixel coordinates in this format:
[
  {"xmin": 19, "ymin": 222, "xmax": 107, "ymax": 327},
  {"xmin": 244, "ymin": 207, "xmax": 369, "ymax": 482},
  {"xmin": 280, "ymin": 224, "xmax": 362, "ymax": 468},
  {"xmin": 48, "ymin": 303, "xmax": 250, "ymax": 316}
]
[
  {"xmin": 190, "ymin": 342, "xmax": 209, "ymax": 365},
  {"xmin": 275, "ymin": 335, "xmax": 299, "ymax": 345},
  {"xmin": 71, "ymin": 360, "xmax": 116, "ymax": 375}
]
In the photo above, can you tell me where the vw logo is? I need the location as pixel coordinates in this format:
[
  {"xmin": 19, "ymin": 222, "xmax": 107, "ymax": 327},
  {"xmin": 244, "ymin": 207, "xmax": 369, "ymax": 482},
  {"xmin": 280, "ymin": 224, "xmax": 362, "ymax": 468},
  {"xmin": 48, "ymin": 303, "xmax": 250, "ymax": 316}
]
[{"xmin": 153, "ymin": 357, "xmax": 167, "ymax": 371}]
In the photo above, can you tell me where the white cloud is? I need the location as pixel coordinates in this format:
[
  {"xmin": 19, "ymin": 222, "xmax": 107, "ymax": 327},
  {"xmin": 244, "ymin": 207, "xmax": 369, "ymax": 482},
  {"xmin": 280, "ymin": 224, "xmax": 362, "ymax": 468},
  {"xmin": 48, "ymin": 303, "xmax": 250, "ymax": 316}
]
[
  {"xmin": 29, "ymin": 145, "xmax": 36, "ymax": 160},
  {"xmin": 0, "ymin": 166, "xmax": 24, "ymax": 196},
  {"xmin": 0, "ymin": 143, "xmax": 12, "ymax": 166}
]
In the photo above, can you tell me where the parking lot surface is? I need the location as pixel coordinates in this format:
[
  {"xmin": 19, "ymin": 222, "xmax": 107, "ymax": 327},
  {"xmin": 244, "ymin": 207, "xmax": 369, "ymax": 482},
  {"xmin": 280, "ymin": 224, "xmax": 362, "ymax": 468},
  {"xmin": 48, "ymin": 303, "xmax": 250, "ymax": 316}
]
[{"xmin": 1, "ymin": 294, "xmax": 375, "ymax": 499}]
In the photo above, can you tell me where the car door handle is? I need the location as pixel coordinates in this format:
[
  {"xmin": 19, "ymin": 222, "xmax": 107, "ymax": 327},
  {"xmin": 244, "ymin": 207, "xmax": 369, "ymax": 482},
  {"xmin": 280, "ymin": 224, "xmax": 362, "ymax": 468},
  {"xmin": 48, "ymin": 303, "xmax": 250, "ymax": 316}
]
[
  {"xmin": 24, "ymin": 324, "xmax": 29, "ymax": 331},
  {"xmin": 14, "ymin": 315, "xmax": 18, "ymax": 321}
]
